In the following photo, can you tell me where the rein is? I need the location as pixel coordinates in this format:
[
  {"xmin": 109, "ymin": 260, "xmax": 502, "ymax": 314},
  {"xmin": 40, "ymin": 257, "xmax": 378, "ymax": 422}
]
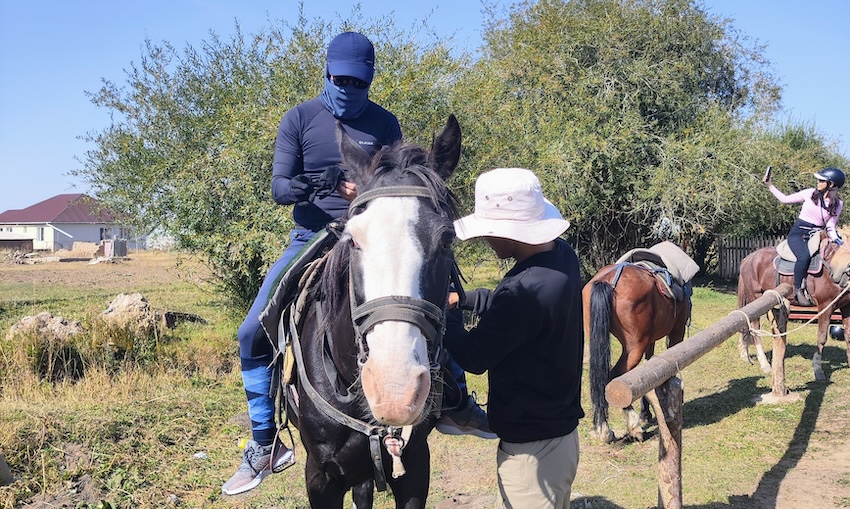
[{"xmin": 288, "ymin": 293, "xmax": 411, "ymax": 490}]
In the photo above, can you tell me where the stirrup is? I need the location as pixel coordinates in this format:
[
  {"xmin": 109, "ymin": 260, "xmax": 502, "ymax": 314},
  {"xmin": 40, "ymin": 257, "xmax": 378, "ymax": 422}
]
[{"xmin": 795, "ymin": 288, "xmax": 813, "ymax": 306}]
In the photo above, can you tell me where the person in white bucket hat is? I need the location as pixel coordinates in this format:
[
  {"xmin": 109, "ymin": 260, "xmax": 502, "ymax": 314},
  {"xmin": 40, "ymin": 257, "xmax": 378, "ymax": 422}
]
[
  {"xmin": 454, "ymin": 167, "xmax": 570, "ymax": 245},
  {"xmin": 444, "ymin": 168, "xmax": 584, "ymax": 508}
]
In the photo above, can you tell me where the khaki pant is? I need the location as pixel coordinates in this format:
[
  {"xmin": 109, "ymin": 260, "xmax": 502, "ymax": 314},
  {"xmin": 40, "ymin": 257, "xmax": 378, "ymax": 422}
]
[{"xmin": 496, "ymin": 429, "xmax": 579, "ymax": 509}]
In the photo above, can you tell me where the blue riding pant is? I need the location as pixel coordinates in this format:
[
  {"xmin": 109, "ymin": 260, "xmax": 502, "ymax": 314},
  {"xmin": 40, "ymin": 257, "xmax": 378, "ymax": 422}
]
[
  {"xmin": 238, "ymin": 228, "xmax": 315, "ymax": 446},
  {"xmin": 788, "ymin": 219, "xmax": 817, "ymax": 291}
]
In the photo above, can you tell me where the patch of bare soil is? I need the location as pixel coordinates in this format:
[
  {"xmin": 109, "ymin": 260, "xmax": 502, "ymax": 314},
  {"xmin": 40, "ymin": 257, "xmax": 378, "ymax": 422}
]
[
  {"xmin": 0, "ymin": 251, "xmax": 208, "ymax": 289},
  {"xmin": 773, "ymin": 421, "xmax": 850, "ymax": 509},
  {"xmin": 22, "ymin": 443, "xmax": 104, "ymax": 508},
  {"xmin": 430, "ymin": 435, "xmax": 499, "ymax": 508}
]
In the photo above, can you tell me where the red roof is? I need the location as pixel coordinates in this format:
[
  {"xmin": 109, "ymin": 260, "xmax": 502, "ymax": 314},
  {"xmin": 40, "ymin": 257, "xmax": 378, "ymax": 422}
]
[{"xmin": 0, "ymin": 194, "xmax": 115, "ymax": 224}]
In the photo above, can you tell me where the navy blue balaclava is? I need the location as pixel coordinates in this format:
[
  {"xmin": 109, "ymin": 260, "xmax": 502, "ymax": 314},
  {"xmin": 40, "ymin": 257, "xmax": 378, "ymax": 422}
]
[
  {"xmin": 321, "ymin": 71, "xmax": 370, "ymax": 119},
  {"xmin": 320, "ymin": 32, "xmax": 374, "ymax": 119}
]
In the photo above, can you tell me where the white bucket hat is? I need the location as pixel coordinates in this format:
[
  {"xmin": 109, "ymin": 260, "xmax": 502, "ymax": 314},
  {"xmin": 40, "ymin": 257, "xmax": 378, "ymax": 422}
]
[{"xmin": 454, "ymin": 168, "xmax": 570, "ymax": 245}]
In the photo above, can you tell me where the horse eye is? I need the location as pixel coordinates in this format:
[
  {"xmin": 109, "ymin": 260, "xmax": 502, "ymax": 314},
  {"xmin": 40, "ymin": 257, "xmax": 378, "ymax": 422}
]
[
  {"xmin": 440, "ymin": 230, "xmax": 456, "ymax": 250},
  {"xmin": 346, "ymin": 219, "xmax": 366, "ymax": 250}
]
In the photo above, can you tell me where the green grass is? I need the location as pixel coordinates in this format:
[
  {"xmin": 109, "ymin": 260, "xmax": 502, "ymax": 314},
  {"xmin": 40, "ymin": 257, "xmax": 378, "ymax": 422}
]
[{"xmin": 1, "ymin": 253, "xmax": 849, "ymax": 508}]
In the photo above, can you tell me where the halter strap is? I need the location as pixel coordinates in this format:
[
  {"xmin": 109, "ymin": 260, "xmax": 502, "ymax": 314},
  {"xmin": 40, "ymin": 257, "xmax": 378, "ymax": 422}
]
[
  {"xmin": 352, "ymin": 295, "xmax": 443, "ymax": 346},
  {"xmin": 346, "ymin": 183, "xmax": 452, "ymax": 361},
  {"xmin": 349, "ymin": 185, "xmax": 435, "ymax": 209}
]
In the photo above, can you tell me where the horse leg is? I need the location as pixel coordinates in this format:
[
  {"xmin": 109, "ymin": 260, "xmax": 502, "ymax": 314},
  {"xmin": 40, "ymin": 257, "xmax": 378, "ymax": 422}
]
[
  {"xmin": 738, "ymin": 330, "xmax": 752, "ymax": 364},
  {"xmin": 304, "ymin": 456, "xmax": 346, "ymax": 509},
  {"xmin": 843, "ymin": 315, "xmax": 850, "ymax": 370},
  {"xmin": 387, "ymin": 442, "xmax": 430, "ymax": 509},
  {"xmin": 594, "ymin": 413, "xmax": 616, "ymax": 444},
  {"xmin": 351, "ymin": 479, "xmax": 374, "ymax": 509},
  {"xmin": 813, "ymin": 311, "xmax": 832, "ymax": 382},
  {"xmin": 621, "ymin": 343, "xmax": 650, "ymax": 442},
  {"xmin": 637, "ymin": 343, "xmax": 657, "ymax": 427},
  {"xmin": 738, "ymin": 312, "xmax": 775, "ymax": 373},
  {"xmin": 592, "ymin": 343, "xmax": 635, "ymax": 443},
  {"xmin": 753, "ymin": 310, "xmax": 778, "ymax": 374},
  {"xmin": 623, "ymin": 405, "xmax": 644, "ymax": 442}
]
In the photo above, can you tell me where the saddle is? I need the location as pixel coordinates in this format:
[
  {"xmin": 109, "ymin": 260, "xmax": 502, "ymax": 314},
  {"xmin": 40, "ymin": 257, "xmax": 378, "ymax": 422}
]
[
  {"xmin": 773, "ymin": 235, "xmax": 850, "ymax": 287},
  {"xmin": 255, "ymin": 226, "xmax": 342, "ymax": 428},
  {"xmin": 615, "ymin": 241, "xmax": 699, "ymax": 301},
  {"xmin": 773, "ymin": 234, "xmax": 824, "ymax": 277},
  {"xmin": 259, "ymin": 225, "xmax": 340, "ymax": 367}
]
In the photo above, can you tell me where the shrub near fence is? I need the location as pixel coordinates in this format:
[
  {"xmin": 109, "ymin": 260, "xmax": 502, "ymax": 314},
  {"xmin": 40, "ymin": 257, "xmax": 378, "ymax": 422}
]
[{"xmin": 717, "ymin": 235, "xmax": 784, "ymax": 279}]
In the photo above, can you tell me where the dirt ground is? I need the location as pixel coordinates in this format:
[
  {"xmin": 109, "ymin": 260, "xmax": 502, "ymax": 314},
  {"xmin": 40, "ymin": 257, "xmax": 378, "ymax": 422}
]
[
  {"xmin": 1, "ymin": 250, "xmax": 207, "ymax": 289},
  {"xmin": 771, "ymin": 418, "xmax": 850, "ymax": 509}
]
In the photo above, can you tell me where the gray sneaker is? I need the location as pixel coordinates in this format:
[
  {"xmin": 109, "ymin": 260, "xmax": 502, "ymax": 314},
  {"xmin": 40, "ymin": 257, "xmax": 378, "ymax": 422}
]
[
  {"xmin": 221, "ymin": 440, "xmax": 295, "ymax": 495},
  {"xmin": 436, "ymin": 394, "xmax": 497, "ymax": 439}
]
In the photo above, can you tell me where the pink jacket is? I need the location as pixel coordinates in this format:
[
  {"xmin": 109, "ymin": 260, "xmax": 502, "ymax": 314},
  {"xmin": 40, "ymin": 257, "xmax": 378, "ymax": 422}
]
[{"xmin": 769, "ymin": 185, "xmax": 842, "ymax": 240}]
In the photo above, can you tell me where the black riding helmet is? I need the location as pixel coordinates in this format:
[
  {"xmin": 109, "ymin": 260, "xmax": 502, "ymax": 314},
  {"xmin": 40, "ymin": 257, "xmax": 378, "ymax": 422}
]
[{"xmin": 815, "ymin": 167, "xmax": 846, "ymax": 188}]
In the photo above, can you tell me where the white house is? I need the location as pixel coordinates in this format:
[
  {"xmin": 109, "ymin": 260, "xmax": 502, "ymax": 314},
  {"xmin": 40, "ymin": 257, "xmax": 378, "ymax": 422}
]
[{"xmin": 0, "ymin": 194, "xmax": 141, "ymax": 252}]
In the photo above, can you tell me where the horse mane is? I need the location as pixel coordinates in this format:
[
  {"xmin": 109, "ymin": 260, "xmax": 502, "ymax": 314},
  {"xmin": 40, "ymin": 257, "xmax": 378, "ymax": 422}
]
[
  {"xmin": 825, "ymin": 240, "xmax": 850, "ymax": 273},
  {"xmin": 318, "ymin": 141, "xmax": 459, "ymax": 327}
]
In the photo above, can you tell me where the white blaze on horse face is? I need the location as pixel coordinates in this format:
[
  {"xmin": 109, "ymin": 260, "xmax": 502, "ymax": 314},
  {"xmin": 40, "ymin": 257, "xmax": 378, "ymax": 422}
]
[{"xmin": 347, "ymin": 197, "xmax": 432, "ymax": 426}]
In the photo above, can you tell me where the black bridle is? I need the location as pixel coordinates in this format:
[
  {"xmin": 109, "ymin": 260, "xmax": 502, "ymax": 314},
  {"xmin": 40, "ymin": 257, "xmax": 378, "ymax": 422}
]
[
  {"xmin": 287, "ymin": 183, "xmax": 459, "ymax": 491},
  {"xmin": 347, "ymin": 185, "xmax": 457, "ymax": 369}
]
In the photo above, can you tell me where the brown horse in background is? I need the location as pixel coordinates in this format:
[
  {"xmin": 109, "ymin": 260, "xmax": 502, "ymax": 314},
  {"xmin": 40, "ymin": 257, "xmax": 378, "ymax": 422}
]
[
  {"xmin": 585, "ymin": 263, "xmax": 692, "ymax": 443},
  {"xmin": 737, "ymin": 236, "xmax": 850, "ymax": 381}
]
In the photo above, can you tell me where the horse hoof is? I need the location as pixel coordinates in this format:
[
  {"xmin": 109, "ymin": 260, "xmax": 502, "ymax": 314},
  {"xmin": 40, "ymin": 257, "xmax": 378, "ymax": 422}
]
[
  {"xmin": 628, "ymin": 430, "xmax": 645, "ymax": 442},
  {"xmin": 593, "ymin": 428, "xmax": 616, "ymax": 444},
  {"xmin": 760, "ymin": 364, "xmax": 772, "ymax": 374}
]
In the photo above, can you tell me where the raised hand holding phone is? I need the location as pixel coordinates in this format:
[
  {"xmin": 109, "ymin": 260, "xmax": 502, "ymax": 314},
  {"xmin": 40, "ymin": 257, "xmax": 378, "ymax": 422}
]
[{"xmin": 762, "ymin": 166, "xmax": 772, "ymax": 184}]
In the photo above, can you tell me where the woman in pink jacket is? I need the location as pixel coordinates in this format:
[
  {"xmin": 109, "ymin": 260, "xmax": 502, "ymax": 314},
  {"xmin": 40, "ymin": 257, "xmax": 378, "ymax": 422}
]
[{"xmin": 764, "ymin": 167, "xmax": 846, "ymax": 305}]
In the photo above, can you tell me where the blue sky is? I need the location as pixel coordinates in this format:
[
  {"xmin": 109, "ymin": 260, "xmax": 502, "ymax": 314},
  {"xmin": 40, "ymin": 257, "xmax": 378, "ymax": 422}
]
[{"xmin": 1, "ymin": 1, "xmax": 848, "ymax": 212}]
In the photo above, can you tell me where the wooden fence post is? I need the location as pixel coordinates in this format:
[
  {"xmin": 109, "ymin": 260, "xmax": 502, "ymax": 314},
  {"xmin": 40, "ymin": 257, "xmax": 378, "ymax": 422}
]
[
  {"xmin": 646, "ymin": 378, "xmax": 683, "ymax": 509},
  {"xmin": 760, "ymin": 305, "xmax": 798, "ymax": 403},
  {"xmin": 605, "ymin": 283, "xmax": 793, "ymax": 508}
]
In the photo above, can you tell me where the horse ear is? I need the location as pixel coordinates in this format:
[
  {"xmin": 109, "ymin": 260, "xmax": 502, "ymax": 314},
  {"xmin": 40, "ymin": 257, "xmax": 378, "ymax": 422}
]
[
  {"xmin": 336, "ymin": 121, "xmax": 372, "ymax": 186},
  {"xmin": 427, "ymin": 114, "xmax": 461, "ymax": 181}
]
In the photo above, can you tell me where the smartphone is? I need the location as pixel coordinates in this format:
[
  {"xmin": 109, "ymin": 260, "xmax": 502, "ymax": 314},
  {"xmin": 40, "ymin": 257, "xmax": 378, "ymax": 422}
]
[{"xmin": 763, "ymin": 166, "xmax": 772, "ymax": 183}]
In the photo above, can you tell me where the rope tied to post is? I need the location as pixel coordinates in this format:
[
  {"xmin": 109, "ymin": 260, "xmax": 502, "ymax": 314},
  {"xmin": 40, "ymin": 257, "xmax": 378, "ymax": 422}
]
[{"xmin": 733, "ymin": 284, "xmax": 850, "ymax": 339}]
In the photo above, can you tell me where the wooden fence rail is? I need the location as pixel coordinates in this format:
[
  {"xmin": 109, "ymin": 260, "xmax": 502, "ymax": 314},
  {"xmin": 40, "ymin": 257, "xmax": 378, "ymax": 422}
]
[
  {"xmin": 717, "ymin": 235, "xmax": 784, "ymax": 279},
  {"xmin": 605, "ymin": 283, "xmax": 793, "ymax": 509}
]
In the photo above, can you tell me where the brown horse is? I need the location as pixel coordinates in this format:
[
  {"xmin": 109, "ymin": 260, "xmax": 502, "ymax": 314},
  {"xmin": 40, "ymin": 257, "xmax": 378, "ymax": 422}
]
[
  {"xmin": 585, "ymin": 263, "xmax": 692, "ymax": 443},
  {"xmin": 737, "ymin": 236, "xmax": 850, "ymax": 381}
]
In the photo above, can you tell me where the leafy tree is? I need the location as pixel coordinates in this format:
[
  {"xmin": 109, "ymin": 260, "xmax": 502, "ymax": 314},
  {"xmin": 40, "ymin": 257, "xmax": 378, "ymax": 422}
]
[
  {"xmin": 450, "ymin": 0, "xmax": 847, "ymax": 275},
  {"xmin": 75, "ymin": 9, "xmax": 467, "ymax": 309}
]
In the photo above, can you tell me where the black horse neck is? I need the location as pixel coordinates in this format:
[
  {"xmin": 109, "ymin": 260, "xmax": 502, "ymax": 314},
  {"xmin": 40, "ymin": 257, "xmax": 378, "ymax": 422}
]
[{"xmin": 315, "ymin": 286, "xmax": 362, "ymax": 403}]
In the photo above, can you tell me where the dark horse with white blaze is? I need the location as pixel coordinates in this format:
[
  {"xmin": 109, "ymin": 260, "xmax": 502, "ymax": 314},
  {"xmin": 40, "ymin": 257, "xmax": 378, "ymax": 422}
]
[
  {"xmin": 585, "ymin": 261, "xmax": 692, "ymax": 443},
  {"xmin": 277, "ymin": 115, "xmax": 461, "ymax": 508},
  {"xmin": 737, "ymin": 234, "xmax": 850, "ymax": 381}
]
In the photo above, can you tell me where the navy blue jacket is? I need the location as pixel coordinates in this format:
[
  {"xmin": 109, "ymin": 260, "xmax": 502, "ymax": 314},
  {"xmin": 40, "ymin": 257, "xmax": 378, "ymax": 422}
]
[
  {"xmin": 271, "ymin": 97, "xmax": 402, "ymax": 231},
  {"xmin": 444, "ymin": 239, "xmax": 585, "ymax": 443}
]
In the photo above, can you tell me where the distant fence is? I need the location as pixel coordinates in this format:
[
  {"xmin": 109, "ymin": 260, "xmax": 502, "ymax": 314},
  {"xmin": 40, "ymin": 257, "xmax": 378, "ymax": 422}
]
[{"xmin": 716, "ymin": 235, "xmax": 784, "ymax": 279}]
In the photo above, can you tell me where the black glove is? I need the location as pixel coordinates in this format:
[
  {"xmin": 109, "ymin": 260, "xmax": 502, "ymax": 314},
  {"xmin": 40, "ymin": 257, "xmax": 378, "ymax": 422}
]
[
  {"xmin": 290, "ymin": 174, "xmax": 316, "ymax": 204},
  {"xmin": 314, "ymin": 167, "xmax": 345, "ymax": 200}
]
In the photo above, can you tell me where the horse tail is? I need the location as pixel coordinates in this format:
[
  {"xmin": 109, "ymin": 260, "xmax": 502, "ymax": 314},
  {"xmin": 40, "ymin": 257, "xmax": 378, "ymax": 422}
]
[
  {"xmin": 589, "ymin": 280, "xmax": 615, "ymax": 431},
  {"xmin": 737, "ymin": 261, "xmax": 748, "ymax": 309},
  {"xmin": 737, "ymin": 252, "xmax": 757, "ymax": 309}
]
